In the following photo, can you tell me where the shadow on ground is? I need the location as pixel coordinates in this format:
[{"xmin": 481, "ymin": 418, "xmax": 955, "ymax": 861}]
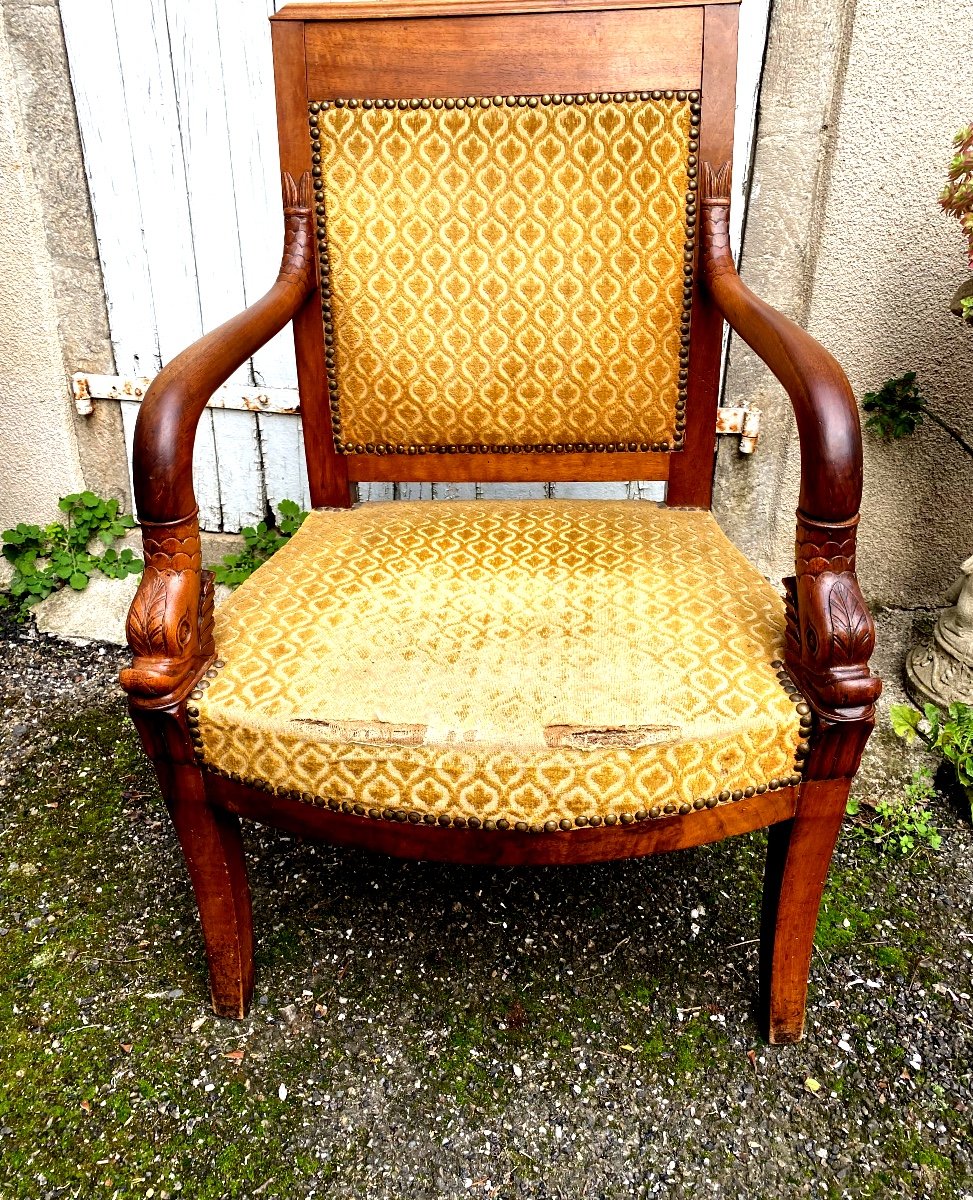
[{"xmin": 1, "ymin": 622, "xmax": 971, "ymax": 1199}]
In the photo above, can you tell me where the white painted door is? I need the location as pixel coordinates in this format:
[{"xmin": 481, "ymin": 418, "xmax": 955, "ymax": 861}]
[{"xmin": 61, "ymin": 0, "xmax": 772, "ymax": 531}]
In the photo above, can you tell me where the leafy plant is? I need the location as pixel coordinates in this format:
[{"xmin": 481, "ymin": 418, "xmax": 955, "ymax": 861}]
[
  {"xmin": 211, "ymin": 499, "xmax": 308, "ymax": 587},
  {"xmin": 1, "ymin": 492, "xmax": 142, "ymax": 617},
  {"xmin": 862, "ymin": 371, "xmax": 973, "ymax": 458},
  {"xmin": 891, "ymin": 701, "xmax": 973, "ymax": 795},
  {"xmin": 846, "ymin": 767, "xmax": 942, "ymax": 855},
  {"xmin": 862, "ymin": 371, "xmax": 925, "ymax": 440},
  {"xmin": 940, "ymin": 123, "xmax": 973, "ymax": 270}
]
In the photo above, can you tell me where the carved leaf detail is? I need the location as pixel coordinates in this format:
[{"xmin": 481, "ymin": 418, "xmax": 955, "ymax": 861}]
[
  {"xmin": 828, "ymin": 580, "xmax": 873, "ymax": 664},
  {"xmin": 127, "ymin": 570, "xmax": 170, "ymax": 656}
]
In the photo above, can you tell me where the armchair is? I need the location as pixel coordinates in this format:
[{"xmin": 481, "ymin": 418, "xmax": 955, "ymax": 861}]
[{"xmin": 120, "ymin": 0, "xmax": 879, "ymax": 1044}]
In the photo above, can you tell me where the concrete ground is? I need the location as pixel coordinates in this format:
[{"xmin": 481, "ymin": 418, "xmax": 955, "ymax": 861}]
[{"xmin": 1, "ymin": 616, "xmax": 972, "ymax": 1200}]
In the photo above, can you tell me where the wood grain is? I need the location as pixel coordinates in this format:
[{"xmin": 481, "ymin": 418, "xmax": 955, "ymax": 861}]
[
  {"xmin": 276, "ymin": 0, "xmax": 738, "ymax": 20},
  {"xmin": 666, "ymin": 3, "xmax": 738, "ymax": 507},
  {"xmin": 345, "ymin": 451, "xmax": 671, "ymax": 483},
  {"xmin": 305, "ymin": 8, "xmax": 702, "ymax": 98},
  {"xmin": 208, "ymin": 774, "xmax": 797, "ymax": 867}
]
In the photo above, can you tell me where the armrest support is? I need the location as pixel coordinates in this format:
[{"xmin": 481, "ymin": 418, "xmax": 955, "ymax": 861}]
[
  {"xmin": 700, "ymin": 163, "xmax": 880, "ymax": 722},
  {"xmin": 120, "ymin": 172, "xmax": 316, "ymax": 710}
]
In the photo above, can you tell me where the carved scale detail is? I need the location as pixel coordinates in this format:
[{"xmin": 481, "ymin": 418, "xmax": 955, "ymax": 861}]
[
  {"xmin": 121, "ymin": 511, "xmax": 215, "ymax": 709},
  {"xmin": 783, "ymin": 514, "xmax": 879, "ymax": 720},
  {"xmin": 701, "ymin": 160, "xmax": 880, "ymax": 728},
  {"xmin": 120, "ymin": 172, "xmax": 313, "ymax": 712}
]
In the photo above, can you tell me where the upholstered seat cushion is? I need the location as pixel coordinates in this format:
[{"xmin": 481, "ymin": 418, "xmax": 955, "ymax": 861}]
[{"xmin": 193, "ymin": 501, "xmax": 806, "ymax": 830}]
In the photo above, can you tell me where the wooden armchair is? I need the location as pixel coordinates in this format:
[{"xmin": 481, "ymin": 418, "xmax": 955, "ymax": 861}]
[{"xmin": 120, "ymin": 0, "xmax": 880, "ymax": 1044}]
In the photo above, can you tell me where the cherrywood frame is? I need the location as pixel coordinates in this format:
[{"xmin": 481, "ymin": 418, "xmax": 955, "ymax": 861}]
[{"xmin": 120, "ymin": 0, "xmax": 880, "ymax": 1044}]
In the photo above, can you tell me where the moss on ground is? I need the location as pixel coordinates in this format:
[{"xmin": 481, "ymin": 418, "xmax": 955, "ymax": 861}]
[{"xmin": 1, "ymin": 695, "xmax": 971, "ymax": 1198}]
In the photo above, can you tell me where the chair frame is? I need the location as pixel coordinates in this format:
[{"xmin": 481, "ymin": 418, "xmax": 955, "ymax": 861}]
[{"xmin": 119, "ymin": 0, "xmax": 881, "ymax": 1043}]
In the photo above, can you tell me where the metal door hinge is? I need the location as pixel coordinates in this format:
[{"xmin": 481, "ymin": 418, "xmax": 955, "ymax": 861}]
[
  {"xmin": 715, "ymin": 406, "xmax": 761, "ymax": 454},
  {"xmin": 71, "ymin": 373, "xmax": 301, "ymax": 417}
]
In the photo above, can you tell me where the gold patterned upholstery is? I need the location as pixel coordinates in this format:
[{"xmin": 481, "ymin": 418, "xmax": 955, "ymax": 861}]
[
  {"xmin": 312, "ymin": 94, "xmax": 697, "ymax": 455},
  {"xmin": 193, "ymin": 502, "xmax": 806, "ymax": 830}
]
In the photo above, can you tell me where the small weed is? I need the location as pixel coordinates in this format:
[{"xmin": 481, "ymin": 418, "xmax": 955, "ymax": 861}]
[
  {"xmin": 1, "ymin": 492, "xmax": 141, "ymax": 617},
  {"xmin": 891, "ymin": 701, "xmax": 973, "ymax": 799},
  {"xmin": 846, "ymin": 767, "xmax": 942, "ymax": 855},
  {"xmin": 212, "ymin": 499, "xmax": 308, "ymax": 586}
]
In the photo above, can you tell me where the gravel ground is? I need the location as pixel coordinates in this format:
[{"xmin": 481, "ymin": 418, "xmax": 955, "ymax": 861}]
[{"xmin": 1, "ymin": 615, "xmax": 972, "ymax": 1200}]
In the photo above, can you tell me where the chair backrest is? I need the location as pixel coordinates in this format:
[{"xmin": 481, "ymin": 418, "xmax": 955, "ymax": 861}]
[{"xmin": 271, "ymin": 0, "xmax": 740, "ymax": 508}]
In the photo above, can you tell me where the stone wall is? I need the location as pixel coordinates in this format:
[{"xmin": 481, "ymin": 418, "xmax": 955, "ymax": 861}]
[{"xmin": 0, "ymin": 0, "xmax": 126, "ymax": 531}]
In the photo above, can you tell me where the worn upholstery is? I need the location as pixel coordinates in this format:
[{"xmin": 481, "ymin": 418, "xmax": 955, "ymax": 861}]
[
  {"xmin": 194, "ymin": 502, "xmax": 805, "ymax": 829},
  {"xmin": 313, "ymin": 95, "xmax": 695, "ymax": 453}
]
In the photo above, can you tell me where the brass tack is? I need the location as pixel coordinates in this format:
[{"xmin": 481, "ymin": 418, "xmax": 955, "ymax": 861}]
[
  {"xmin": 541, "ymin": 94, "xmax": 552, "ymax": 105},
  {"xmin": 796, "ymin": 743, "xmax": 810, "ymax": 758},
  {"xmin": 732, "ymin": 790, "xmax": 743, "ymax": 801},
  {"xmin": 635, "ymin": 809, "xmax": 648, "ymax": 822},
  {"xmin": 421, "ymin": 813, "xmax": 435, "ymax": 825},
  {"xmin": 599, "ymin": 92, "xmax": 610, "ymax": 103},
  {"xmin": 664, "ymin": 802, "xmax": 678, "ymax": 814},
  {"xmin": 613, "ymin": 92, "xmax": 623, "ymax": 103},
  {"xmin": 588, "ymin": 815, "xmax": 603, "ymax": 827},
  {"xmin": 528, "ymin": 96, "xmax": 538, "ymax": 107},
  {"xmin": 689, "ymin": 91, "xmax": 701, "ymax": 102},
  {"xmin": 328, "ymin": 797, "xmax": 340, "ymax": 811},
  {"xmin": 468, "ymin": 816, "xmax": 481, "ymax": 829},
  {"xmin": 444, "ymin": 97, "xmax": 455, "ymax": 109},
  {"xmin": 652, "ymin": 90, "xmax": 662, "ymax": 101},
  {"xmin": 575, "ymin": 815, "xmax": 589, "ymax": 827},
  {"xmin": 679, "ymin": 803, "xmax": 691, "ymax": 815},
  {"xmin": 186, "ymin": 705, "xmax": 199, "ymax": 717},
  {"xmin": 693, "ymin": 798, "xmax": 705, "ymax": 810},
  {"xmin": 620, "ymin": 813, "xmax": 634, "ymax": 825},
  {"xmin": 552, "ymin": 94, "xmax": 563, "ymax": 104},
  {"xmin": 483, "ymin": 819, "xmax": 496, "ymax": 831},
  {"xmin": 563, "ymin": 94, "xmax": 574, "ymax": 104},
  {"xmin": 436, "ymin": 814, "xmax": 450, "ymax": 827},
  {"xmin": 515, "ymin": 820, "xmax": 528, "ymax": 832},
  {"xmin": 353, "ymin": 803, "xmax": 365, "ymax": 816},
  {"xmin": 529, "ymin": 824, "xmax": 544, "ymax": 834},
  {"xmin": 650, "ymin": 805, "xmax": 663, "ymax": 818},
  {"xmin": 479, "ymin": 96, "xmax": 490, "ymax": 108},
  {"xmin": 190, "ymin": 689, "xmax": 202, "ymax": 700},
  {"xmin": 796, "ymin": 703, "xmax": 810, "ymax": 716},
  {"xmin": 640, "ymin": 91, "xmax": 651, "ymax": 101},
  {"xmin": 559, "ymin": 818, "xmax": 572, "ymax": 831},
  {"xmin": 433, "ymin": 97, "xmax": 444, "ymax": 109},
  {"xmin": 719, "ymin": 789, "xmax": 731, "ymax": 802},
  {"xmin": 706, "ymin": 797, "xmax": 718, "ymax": 808},
  {"xmin": 626, "ymin": 91, "xmax": 636, "ymax": 102},
  {"xmin": 544, "ymin": 819, "xmax": 558, "ymax": 832},
  {"xmin": 789, "ymin": 774, "xmax": 802, "ymax": 786}
]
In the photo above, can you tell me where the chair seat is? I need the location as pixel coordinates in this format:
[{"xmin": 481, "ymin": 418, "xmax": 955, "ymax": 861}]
[{"xmin": 193, "ymin": 501, "xmax": 807, "ymax": 831}]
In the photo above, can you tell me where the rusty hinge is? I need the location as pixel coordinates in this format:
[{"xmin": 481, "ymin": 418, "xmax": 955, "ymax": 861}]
[
  {"xmin": 71, "ymin": 373, "xmax": 301, "ymax": 417},
  {"xmin": 715, "ymin": 405, "xmax": 761, "ymax": 454}
]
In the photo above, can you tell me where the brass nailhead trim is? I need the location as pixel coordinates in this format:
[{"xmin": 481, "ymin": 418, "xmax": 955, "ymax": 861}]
[
  {"xmin": 309, "ymin": 92, "xmax": 700, "ymax": 457},
  {"xmin": 195, "ymin": 654, "xmax": 803, "ymax": 831}
]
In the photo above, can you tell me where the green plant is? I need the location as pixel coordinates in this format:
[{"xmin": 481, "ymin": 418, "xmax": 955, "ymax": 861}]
[
  {"xmin": 891, "ymin": 701, "xmax": 973, "ymax": 797},
  {"xmin": 846, "ymin": 767, "xmax": 942, "ymax": 855},
  {"xmin": 1, "ymin": 492, "xmax": 142, "ymax": 617},
  {"xmin": 862, "ymin": 371, "xmax": 973, "ymax": 459},
  {"xmin": 940, "ymin": 124, "xmax": 973, "ymax": 270},
  {"xmin": 211, "ymin": 499, "xmax": 308, "ymax": 586}
]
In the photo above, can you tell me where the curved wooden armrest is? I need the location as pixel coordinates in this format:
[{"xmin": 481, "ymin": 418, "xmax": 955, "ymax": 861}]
[
  {"xmin": 700, "ymin": 162, "xmax": 880, "ymax": 722},
  {"xmin": 120, "ymin": 172, "xmax": 316, "ymax": 711}
]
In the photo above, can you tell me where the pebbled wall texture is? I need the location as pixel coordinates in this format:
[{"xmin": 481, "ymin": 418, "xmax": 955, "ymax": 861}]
[
  {"xmin": 714, "ymin": 0, "xmax": 973, "ymax": 660},
  {"xmin": 0, "ymin": 0, "xmax": 125, "ymax": 531}
]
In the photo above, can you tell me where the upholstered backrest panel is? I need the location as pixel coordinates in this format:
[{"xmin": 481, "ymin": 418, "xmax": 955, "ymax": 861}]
[{"xmin": 311, "ymin": 91, "xmax": 699, "ymax": 456}]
